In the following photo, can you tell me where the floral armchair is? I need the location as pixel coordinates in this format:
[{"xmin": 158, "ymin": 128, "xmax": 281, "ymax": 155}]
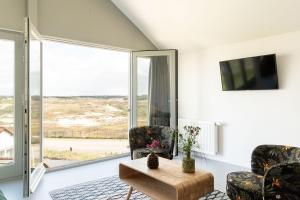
[
  {"xmin": 227, "ymin": 145, "xmax": 300, "ymax": 200},
  {"xmin": 129, "ymin": 126, "xmax": 176, "ymax": 160}
]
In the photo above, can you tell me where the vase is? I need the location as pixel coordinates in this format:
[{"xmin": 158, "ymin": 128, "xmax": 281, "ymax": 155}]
[
  {"xmin": 182, "ymin": 153, "xmax": 195, "ymax": 173},
  {"xmin": 147, "ymin": 152, "xmax": 159, "ymax": 169}
]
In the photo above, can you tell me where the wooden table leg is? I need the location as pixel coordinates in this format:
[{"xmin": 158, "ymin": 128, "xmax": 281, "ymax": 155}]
[{"xmin": 126, "ymin": 186, "xmax": 133, "ymax": 200}]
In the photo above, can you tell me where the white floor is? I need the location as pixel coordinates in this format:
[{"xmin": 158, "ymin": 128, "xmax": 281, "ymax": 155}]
[{"xmin": 0, "ymin": 155, "xmax": 248, "ymax": 200}]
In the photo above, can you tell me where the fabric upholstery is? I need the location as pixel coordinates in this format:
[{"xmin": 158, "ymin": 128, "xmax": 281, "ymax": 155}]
[
  {"xmin": 227, "ymin": 145, "xmax": 300, "ymax": 200},
  {"xmin": 227, "ymin": 172, "xmax": 263, "ymax": 200},
  {"xmin": 251, "ymin": 145, "xmax": 300, "ymax": 176},
  {"xmin": 129, "ymin": 126, "xmax": 175, "ymax": 160},
  {"xmin": 263, "ymin": 162, "xmax": 300, "ymax": 200}
]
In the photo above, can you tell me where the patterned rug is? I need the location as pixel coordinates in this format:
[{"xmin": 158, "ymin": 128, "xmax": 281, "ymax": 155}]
[{"xmin": 49, "ymin": 175, "xmax": 229, "ymax": 200}]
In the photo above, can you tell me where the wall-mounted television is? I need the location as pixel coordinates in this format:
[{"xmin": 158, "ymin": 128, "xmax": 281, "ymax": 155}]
[{"xmin": 219, "ymin": 54, "xmax": 279, "ymax": 91}]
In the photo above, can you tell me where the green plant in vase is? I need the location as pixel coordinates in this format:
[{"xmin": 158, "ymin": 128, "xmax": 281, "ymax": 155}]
[{"xmin": 179, "ymin": 125, "xmax": 201, "ymax": 173}]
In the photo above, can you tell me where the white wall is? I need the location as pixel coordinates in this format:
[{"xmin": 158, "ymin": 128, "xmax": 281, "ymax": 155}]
[
  {"xmin": 38, "ymin": 0, "xmax": 156, "ymax": 50},
  {"xmin": 0, "ymin": 0, "xmax": 26, "ymax": 31},
  {"xmin": 0, "ymin": 0, "xmax": 155, "ymax": 50},
  {"xmin": 27, "ymin": 0, "xmax": 38, "ymax": 27},
  {"xmin": 179, "ymin": 31, "xmax": 300, "ymax": 167}
]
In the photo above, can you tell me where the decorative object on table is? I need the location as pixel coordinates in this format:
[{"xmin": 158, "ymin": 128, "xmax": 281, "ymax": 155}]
[
  {"xmin": 146, "ymin": 139, "xmax": 160, "ymax": 169},
  {"xmin": 49, "ymin": 175, "xmax": 228, "ymax": 200},
  {"xmin": 147, "ymin": 151, "xmax": 159, "ymax": 169},
  {"xmin": 226, "ymin": 145, "xmax": 300, "ymax": 200},
  {"xmin": 129, "ymin": 126, "xmax": 176, "ymax": 160},
  {"xmin": 179, "ymin": 125, "xmax": 201, "ymax": 173}
]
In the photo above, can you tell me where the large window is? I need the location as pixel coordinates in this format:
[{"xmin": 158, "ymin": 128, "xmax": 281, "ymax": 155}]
[
  {"xmin": 0, "ymin": 39, "xmax": 15, "ymax": 166},
  {"xmin": 43, "ymin": 41, "xmax": 130, "ymax": 168}
]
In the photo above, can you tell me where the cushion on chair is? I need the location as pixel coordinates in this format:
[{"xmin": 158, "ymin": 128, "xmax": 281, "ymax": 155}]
[
  {"xmin": 227, "ymin": 171, "xmax": 263, "ymax": 200},
  {"xmin": 133, "ymin": 148, "xmax": 150, "ymax": 159},
  {"xmin": 132, "ymin": 148, "xmax": 172, "ymax": 160}
]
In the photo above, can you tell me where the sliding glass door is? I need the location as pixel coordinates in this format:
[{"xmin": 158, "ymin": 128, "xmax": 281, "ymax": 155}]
[
  {"xmin": 23, "ymin": 18, "xmax": 45, "ymax": 197},
  {"xmin": 131, "ymin": 50, "xmax": 178, "ymax": 129}
]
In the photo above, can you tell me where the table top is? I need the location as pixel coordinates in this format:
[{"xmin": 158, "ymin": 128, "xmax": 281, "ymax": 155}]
[{"xmin": 119, "ymin": 157, "xmax": 213, "ymax": 188}]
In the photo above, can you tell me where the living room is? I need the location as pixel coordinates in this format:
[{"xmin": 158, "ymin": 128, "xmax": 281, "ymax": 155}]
[{"xmin": 0, "ymin": 0, "xmax": 299, "ymax": 199}]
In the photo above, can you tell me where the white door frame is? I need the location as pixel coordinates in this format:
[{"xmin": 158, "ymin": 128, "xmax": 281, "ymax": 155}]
[{"xmin": 130, "ymin": 50, "xmax": 178, "ymax": 129}]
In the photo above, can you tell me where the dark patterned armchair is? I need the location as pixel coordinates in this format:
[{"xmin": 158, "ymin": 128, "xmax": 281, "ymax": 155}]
[
  {"xmin": 129, "ymin": 126, "xmax": 175, "ymax": 160},
  {"xmin": 227, "ymin": 145, "xmax": 300, "ymax": 200}
]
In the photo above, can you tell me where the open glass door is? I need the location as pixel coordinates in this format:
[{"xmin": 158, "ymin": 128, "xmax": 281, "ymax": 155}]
[
  {"xmin": 23, "ymin": 18, "xmax": 45, "ymax": 197},
  {"xmin": 130, "ymin": 50, "xmax": 178, "ymax": 153},
  {"xmin": 0, "ymin": 30, "xmax": 23, "ymax": 180}
]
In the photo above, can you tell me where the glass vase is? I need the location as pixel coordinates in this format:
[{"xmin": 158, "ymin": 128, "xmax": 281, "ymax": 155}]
[{"xmin": 182, "ymin": 151, "xmax": 195, "ymax": 173}]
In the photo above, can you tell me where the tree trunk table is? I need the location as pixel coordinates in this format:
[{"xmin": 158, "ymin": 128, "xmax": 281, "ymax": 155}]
[{"xmin": 119, "ymin": 157, "xmax": 214, "ymax": 200}]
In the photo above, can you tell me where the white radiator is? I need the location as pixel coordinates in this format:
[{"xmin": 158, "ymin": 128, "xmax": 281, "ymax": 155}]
[{"xmin": 178, "ymin": 119, "xmax": 219, "ymax": 155}]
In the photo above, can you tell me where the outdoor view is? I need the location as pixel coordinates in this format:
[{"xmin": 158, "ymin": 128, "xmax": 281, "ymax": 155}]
[
  {"xmin": 43, "ymin": 41, "xmax": 135, "ymax": 168},
  {"xmin": 0, "ymin": 39, "xmax": 151, "ymax": 168},
  {"xmin": 0, "ymin": 39, "xmax": 14, "ymax": 166},
  {"xmin": 137, "ymin": 57, "xmax": 151, "ymax": 127}
]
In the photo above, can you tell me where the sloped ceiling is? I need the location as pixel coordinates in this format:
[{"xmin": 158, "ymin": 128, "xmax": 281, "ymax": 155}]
[{"xmin": 112, "ymin": 0, "xmax": 300, "ymax": 50}]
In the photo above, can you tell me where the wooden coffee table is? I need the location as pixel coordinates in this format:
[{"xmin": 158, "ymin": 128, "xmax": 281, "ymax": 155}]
[{"xmin": 119, "ymin": 157, "xmax": 214, "ymax": 200}]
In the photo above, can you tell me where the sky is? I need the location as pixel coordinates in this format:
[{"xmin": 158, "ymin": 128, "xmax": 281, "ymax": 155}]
[
  {"xmin": 137, "ymin": 58, "xmax": 150, "ymax": 96},
  {"xmin": 0, "ymin": 40, "xmax": 14, "ymax": 96},
  {"xmin": 43, "ymin": 41, "xmax": 130, "ymax": 96},
  {"xmin": 0, "ymin": 40, "xmax": 150, "ymax": 97}
]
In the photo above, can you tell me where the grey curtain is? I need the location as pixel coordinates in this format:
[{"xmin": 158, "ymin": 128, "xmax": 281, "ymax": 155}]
[{"xmin": 148, "ymin": 56, "xmax": 170, "ymax": 126}]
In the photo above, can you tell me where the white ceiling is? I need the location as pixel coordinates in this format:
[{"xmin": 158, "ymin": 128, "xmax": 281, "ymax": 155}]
[{"xmin": 112, "ymin": 0, "xmax": 300, "ymax": 50}]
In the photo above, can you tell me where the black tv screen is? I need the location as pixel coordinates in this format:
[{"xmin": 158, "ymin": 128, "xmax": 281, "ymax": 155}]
[{"xmin": 219, "ymin": 54, "xmax": 279, "ymax": 91}]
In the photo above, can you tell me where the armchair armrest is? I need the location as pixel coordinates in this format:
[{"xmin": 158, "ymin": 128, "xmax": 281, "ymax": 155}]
[
  {"xmin": 263, "ymin": 162, "xmax": 300, "ymax": 200},
  {"xmin": 160, "ymin": 127, "xmax": 175, "ymax": 151}
]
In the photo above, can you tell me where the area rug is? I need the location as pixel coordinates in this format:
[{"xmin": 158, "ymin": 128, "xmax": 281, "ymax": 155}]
[{"xmin": 49, "ymin": 175, "xmax": 229, "ymax": 200}]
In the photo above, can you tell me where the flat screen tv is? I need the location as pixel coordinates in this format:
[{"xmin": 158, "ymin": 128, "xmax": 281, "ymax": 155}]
[{"xmin": 219, "ymin": 54, "xmax": 279, "ymax": 91}]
